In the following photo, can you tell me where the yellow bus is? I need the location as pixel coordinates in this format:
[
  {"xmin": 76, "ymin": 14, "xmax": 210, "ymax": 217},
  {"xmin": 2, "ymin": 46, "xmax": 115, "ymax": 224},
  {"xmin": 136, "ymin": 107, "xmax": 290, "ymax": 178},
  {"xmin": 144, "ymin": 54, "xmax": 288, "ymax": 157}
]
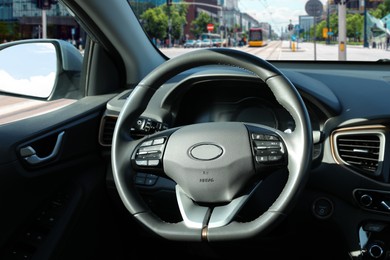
[{"xmin": 248, "ymin": 28, "xmax": 269, "ymax": 47}]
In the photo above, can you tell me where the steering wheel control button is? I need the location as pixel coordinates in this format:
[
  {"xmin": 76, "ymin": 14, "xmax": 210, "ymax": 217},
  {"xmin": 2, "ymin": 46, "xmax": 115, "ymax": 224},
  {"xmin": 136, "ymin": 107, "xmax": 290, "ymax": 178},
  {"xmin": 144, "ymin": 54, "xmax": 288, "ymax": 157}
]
[
  {"xmin": 254, "ymin": 140, "xmax": 281, "ymax": 150},
  {"xmin": 133, "ymin": 136, "xmax": 167, "ymax": 170},
  {"xmin": 256, "ymin": 156, "xmax": 268, "ymax": 162},
  {"xmin": 135, "ymin": 160, "xmax": 148, "ymax": 166},
  {"xmin": 268, "ymin": 155, "xmax": 283, "ymax": 161},
  {"xmin": 153, "ymin": 138, "xmax": 165, "ymax": 145},
  {"xmin": 134, "ymin": 173, "xmax": 158, "ymax": 186},
  {"xmin": 250, "ymin": 130, "xmax": 286, "ymax": 167},
  {"xmin": 148, "ymin": 160, "xmax": 159, "ymax": 166},
  {"xmin": 145, "ymin": 174, "xmax": 158, "ymax": 185},
  {"xmin": 312, "ymin": 197, "xmax": 333, "ymax": 219},
  {"xmin": 135, "ymin": 176, "xmax": 146, "ymax": 185},
  {"xmin": 140, "ymin": 140, "xmax": 153, "ymax": 147}
]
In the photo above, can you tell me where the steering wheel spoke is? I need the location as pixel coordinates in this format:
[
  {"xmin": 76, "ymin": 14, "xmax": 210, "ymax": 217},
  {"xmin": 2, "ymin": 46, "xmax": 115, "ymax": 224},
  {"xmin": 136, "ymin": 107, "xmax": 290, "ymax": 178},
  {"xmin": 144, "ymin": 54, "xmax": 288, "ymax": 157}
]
[{"xmin": 176, "ymin": 184, "xmax": 259, "ymax": 229}]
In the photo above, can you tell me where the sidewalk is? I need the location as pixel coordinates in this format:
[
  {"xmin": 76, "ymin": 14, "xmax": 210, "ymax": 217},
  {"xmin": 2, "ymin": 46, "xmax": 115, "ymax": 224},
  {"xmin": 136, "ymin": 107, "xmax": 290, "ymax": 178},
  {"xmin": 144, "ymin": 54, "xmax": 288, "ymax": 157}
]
[
  {"xmin": 278, "ymin": 40, "xmax": 390, "ymax": 61},
  {"xmin": 281, "ymin": 40, "xmax": 305, "ymax": 52}
]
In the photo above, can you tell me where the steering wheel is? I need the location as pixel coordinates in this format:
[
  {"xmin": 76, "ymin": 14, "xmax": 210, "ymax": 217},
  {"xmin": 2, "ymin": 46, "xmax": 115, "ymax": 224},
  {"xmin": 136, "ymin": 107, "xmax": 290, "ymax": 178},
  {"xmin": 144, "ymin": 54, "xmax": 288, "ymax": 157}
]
[{"xmin": 111, "ymin": 48, "xmax": 312, "ymax": 242}]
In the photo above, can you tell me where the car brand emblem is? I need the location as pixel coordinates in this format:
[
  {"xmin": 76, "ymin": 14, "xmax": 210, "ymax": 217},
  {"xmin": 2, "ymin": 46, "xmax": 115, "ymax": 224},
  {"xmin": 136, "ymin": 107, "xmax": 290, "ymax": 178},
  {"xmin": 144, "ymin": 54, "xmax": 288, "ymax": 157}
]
[{"xmin": 189, "ymin": 143, "xmax": 223, "ymax": 160}]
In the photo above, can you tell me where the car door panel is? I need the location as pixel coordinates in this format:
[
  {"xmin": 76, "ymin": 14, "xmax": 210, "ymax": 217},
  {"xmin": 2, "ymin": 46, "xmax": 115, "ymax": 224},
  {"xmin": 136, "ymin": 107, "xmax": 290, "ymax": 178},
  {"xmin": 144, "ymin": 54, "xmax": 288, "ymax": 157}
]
[{"xmin": 0, "ymin": 95, "xmax": 115, "ymax": 260}]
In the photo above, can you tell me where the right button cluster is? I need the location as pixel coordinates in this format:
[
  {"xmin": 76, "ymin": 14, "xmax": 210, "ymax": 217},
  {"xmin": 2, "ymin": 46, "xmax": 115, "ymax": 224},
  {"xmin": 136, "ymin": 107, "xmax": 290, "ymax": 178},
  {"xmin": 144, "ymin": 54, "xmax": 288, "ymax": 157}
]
[{"xmin": 251, "ymin": 133, "xmax": 285, "ymax": 164}]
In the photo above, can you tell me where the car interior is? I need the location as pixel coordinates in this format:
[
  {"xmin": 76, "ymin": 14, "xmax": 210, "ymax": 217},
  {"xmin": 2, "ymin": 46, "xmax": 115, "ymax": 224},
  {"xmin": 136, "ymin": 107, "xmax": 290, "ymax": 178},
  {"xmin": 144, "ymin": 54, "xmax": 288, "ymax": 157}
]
[{"xmin": 1, "ymin": 0, "xmax": 390, "ymax": 259}]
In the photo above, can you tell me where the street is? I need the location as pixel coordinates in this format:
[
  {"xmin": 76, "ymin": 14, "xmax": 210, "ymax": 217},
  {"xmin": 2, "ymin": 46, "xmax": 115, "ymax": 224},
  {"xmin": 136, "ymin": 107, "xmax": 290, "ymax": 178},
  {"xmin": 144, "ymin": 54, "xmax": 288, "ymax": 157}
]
[{"xmin": 161, "ymin": 40, "xmax": 390, "ymax": 61}]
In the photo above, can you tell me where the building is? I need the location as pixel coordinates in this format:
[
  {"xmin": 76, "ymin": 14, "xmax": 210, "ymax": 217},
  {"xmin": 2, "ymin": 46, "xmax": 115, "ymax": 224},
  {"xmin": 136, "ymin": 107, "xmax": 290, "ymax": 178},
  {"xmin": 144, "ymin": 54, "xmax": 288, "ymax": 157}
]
[
  {"xmin": 0, "ymin": 0, "xmax": 81, "ymax": 45},
  {"xmin": 183, "ymin": 0, "xmax": 220, "ymax": 40},
  {"xmin": 240, "ymin": 12, "xmax": 260, "ymax": 32},
  {"xmin": 299, "ymin": 15, "xmax": 314, "ymax": 41}
]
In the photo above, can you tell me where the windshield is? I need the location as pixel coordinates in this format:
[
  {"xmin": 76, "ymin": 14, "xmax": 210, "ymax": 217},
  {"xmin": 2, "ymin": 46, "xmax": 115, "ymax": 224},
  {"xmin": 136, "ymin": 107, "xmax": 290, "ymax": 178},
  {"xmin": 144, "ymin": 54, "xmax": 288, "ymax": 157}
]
[{"xmin": 128, "ymin": 0, "xmax": 390, "ymax": 61}]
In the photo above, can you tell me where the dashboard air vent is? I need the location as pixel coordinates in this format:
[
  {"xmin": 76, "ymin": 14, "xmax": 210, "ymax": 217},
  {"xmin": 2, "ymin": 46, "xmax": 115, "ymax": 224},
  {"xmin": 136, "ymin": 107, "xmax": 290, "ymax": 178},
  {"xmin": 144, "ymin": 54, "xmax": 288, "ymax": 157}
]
[
  {"xmin": 333, "ymin": 129, "xmax": 385, "ymax": 177},
  {"xmin": 99, "ymin": 116, "xmax": 117, "ymax": 146}
]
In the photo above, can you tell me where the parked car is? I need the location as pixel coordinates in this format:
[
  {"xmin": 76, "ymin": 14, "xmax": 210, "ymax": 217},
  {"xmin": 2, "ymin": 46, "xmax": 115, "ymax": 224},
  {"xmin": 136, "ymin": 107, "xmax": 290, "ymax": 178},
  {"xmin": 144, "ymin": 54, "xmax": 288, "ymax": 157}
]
[
  {"xmin": 195, "ymin": 38, "xmax": 212, "ymax": 48},
  {"xmin": 1, "ymin": 0, "xmax": 390, "ymax": 260},
  {"xmin": 211, "ymin": 38, "xmax": 222, "ymax": 47},
  {"xmin": 193, "ymin": 39, "xmax": 201, "ymax": 48},
  {"xmin": 183, "ymin": 39, "xmax": 196, "ymax": 48}
]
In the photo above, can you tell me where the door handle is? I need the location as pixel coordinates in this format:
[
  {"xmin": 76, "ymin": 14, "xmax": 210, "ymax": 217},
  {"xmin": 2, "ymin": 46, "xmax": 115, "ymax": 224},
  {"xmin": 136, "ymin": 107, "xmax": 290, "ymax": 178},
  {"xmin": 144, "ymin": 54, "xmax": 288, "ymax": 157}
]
[{"xmin": 20, "ymin": 131, "xmax": 65, "ymax": 165}]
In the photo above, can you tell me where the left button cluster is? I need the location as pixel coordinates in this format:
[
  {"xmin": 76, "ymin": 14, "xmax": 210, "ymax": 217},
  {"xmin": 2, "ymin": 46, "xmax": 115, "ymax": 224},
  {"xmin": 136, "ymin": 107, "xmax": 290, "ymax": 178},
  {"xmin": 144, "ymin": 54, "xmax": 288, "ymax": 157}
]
[
  {"xmin": 134, "ymin": 137, "xmax": 166, "ymax": 167},
  {"xmin": 134, "ymin": 173, "xmax": 158, "ymax": 186}
]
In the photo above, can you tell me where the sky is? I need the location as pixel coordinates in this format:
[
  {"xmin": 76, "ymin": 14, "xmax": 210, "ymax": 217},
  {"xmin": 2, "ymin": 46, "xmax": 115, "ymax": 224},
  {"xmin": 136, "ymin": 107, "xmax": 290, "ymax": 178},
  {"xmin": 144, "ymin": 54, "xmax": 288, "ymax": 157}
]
[{"xmin": 238, "ymin": 0, "xmax": 328, "ymax": 34}]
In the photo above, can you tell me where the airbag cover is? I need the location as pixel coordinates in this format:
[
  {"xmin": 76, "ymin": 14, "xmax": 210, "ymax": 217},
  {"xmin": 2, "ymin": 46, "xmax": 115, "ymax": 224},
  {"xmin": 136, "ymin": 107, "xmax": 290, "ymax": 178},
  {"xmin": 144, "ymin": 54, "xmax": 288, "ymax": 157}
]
[{"xmin": 163, "ymin": 122, "xmax": 255, "ymax": 203}]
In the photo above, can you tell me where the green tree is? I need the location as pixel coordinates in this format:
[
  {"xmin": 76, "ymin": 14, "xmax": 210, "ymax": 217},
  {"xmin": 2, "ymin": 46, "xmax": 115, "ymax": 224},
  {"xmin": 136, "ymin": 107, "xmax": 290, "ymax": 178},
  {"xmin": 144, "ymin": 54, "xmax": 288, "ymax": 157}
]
[
  {"xmin": 329, "ymin": 13, "xmax": 338, "ymax": 38},
  {"xmin": 347, "ymin": 13, "xmax": 363, "ymax": 42},
  {"xmin": 0, "ymin": 22, "xmax": 19, "ymax": 41},
  {"xmin": 162, "ymin": 4, "xmax": 188, "ymax": 41},
  {"xmin": 190, "ymin": 12, "xmax": 213, "ymax": 39},
  {"xmin": 140, "ymin": 7, "xmax": 168, "ymax": 40},
  {"xmin": 307, "ymin": 14, "xmax": 337, "ymax": 41},
  {"xmin": 140, "ymin": 3, "xmax": 187, "ymax": 43},
  {"xmin": 385, "ymin": 0, "xmax": 390, "ymax": 12},
  {"xmin": 370, "ymin": 3, "xmax": 387, "ymax": 19},
  {"xmin": 310, "ymin": 13, "xmax": 364, "ymax": 43},
  {"xmin": 0, "ymin": 22, "xmax": 9, "ymax": 41},
  {"xmin": 315, "ymin": 20, "xmax": 327, "ymax": 40}
]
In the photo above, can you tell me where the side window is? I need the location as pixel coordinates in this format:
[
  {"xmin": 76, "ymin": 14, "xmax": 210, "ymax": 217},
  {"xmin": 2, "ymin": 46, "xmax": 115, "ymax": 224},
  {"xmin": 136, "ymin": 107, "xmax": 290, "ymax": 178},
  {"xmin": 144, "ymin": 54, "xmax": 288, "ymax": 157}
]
[{"xmin": 0, "ymin": 0, "xmax": 86, "ymax": 125}]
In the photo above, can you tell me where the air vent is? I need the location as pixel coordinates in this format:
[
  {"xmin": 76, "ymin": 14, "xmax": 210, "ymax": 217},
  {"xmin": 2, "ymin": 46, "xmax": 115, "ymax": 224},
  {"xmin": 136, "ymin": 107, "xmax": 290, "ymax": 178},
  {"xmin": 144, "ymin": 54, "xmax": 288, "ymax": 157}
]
[
  {"xmin": 99, "ymin": 116, "xmax": 117, "ymax": 146},
  {"xmin": 333, "ymin": 128, "xmax": 385, "ymax": 177}
]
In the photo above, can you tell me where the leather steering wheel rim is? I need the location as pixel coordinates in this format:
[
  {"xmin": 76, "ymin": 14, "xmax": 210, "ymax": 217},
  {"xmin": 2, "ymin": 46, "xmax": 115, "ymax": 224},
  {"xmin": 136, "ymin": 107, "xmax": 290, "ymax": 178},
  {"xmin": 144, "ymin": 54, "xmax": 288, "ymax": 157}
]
[{"xmin": 111, "ymin": 48, "xmax": 313, "ymax": 242}]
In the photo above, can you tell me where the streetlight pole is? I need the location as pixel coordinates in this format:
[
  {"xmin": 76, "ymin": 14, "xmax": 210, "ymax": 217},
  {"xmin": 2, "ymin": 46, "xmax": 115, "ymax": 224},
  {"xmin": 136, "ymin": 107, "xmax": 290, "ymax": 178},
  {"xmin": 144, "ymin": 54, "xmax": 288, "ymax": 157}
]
[
  {"xmin": 167, "ymin": 2, "xmax": 172, "ymax": 48},
  {"xmin": 326, "ymin": 0, "xmax": 330, "ymax": 45},
  {"xmin": 338, "ymin": 0, "xmax": 347, "ymax": 60},
  {"xmin": 42, "ymin": 8, "xmax": 47, "ymax": 39},
  {"xmin": 363, "ymin": 0, "xmax": 369, "ymax": 47}
]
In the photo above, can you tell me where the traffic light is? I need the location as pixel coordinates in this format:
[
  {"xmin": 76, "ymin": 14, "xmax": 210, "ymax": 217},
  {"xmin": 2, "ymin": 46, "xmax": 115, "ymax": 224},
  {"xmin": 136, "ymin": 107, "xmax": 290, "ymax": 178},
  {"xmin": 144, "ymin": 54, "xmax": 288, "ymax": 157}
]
[
  {"xmin": 37, "ymin": 0, "xmax": 51, "ymax": 9},
  {"xmin": 36, "ymin": 0, "xmax": 58, "ymax": 9},
  {"xmin": 334, "ymin": 0, "xmax": 349, "ymax": 4}
]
